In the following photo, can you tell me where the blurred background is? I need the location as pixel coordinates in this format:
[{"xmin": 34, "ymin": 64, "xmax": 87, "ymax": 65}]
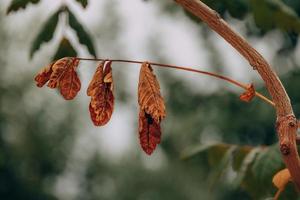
[{"xmin": 1, "ymin": 0, "xmax": 300, "ymax": 199}]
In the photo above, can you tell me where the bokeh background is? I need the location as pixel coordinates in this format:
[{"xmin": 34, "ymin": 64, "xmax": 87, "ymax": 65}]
[{"xmin": 1, "ymin": 0, "xmax": 300, "ymax": 199}]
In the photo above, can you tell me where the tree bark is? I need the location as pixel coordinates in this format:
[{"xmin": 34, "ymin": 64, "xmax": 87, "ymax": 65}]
[{"xmin": 174, "ymin": 0, "xmax": 300, "ymax": 190}]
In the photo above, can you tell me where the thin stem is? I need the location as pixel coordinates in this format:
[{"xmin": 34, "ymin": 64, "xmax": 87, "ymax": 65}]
[{"xmin": 77, "ymin": 57, "xmax": 275, "ymax": 106}]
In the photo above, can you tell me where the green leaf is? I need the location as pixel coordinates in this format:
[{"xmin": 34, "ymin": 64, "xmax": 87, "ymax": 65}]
[
  {"xmin": 250, "ymin": 0, "xmax": 300, "ymax": 33},
  {"xmin": 232, "ymin": 146, "xmax": 253, "ymax": 171},
  {"xmin": 252, "ymin": 144, "xmax": 284, "ymax": 185},
  {"xmin": 30, "ymin": 9, "xmax": 62, "ymax": 58},
  {"xmin": 75, "ymin": 0, "xmax": 88, "ymax": 8},
  {"xmin": 232, "ymin": 147, "xmax": 262, "ymax": 187},
  {"xmin": 52, "ymin": 37, "xmax": 77, "ymax": 61},
  {"xmin": 67, "ymin": 9, "xmax": 97, "ymax": 57},
  {"xmin": 207, "ymin": 143, "xmax": 232, "ymax": 167},
  {"xmin": 6, "ymin": 0, "xmax": 40, "ymax": 14},
  {"xmin": 208, "ymin": 145, "xmax": 238, "ymax": 188}
]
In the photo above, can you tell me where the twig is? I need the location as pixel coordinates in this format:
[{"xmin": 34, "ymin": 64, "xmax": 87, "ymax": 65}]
[
  {"xmin": 77, "ymin": 57, "xmax": 275, "ymax": 106},
  {"xmin": 174, "ymin": 0, "xmax": 300, "ymax": 190}
]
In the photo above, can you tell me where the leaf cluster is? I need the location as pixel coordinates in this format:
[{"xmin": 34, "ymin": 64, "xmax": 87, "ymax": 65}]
[
  {"xmin": 181, "ymin": 142, "xmax": 298, "ymax": 199},
  {"xmin": 6, "ymin": 0, "xmax": 96, "ymax": 60},
  {"xmin": 35, "ymin": 58, "xmax": 167, "ymax": 155}
]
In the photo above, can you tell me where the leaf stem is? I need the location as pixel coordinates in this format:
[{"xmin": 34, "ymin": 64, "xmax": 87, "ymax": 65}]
[{"xmin": 77, "ymin": 57, "xmax": 275, "ymax": 107}]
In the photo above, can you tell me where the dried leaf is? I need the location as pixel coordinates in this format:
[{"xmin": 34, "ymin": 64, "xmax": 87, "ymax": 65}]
[
  {"xmin": 47, "ymin": 57, "xmax": 77, "ymax": 88},
  {"xmin": 59, "ymin": 60, "xmax": 81, "ymax": 100},
  {"xmin": 87, "ymin": 61, "xmax": 104, "ymax": 96},
  {"xmin": 239, "ymin": 83, "xmax": 255, "ymax": 103},
  {"xmin": 139, "ymin": 110, "xmax": 161, "ymax": 155},
  {"xmin": 138, "ymin": 62, "xmax": 166, "ymax": 123},
  {"xmin": 35, "ymin": 57, "xmax": 81, "ymax": 100},
  {"xmin": 87, "ymin": 61, "xmax": 114, "ymax": 126},
  {"xmin": 34, "ymin": 62, "xmax": 54, "ymax": 87},
  {"xmin": 138, "ymin": 62, "xmax": 166, "ymax": 155},
  {"xmin": 272, "ymin": 168, "xmax": 292, "ymax": 200}
]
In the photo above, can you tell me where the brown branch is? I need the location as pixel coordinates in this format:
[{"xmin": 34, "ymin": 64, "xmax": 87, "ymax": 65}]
[
  {"xmin": 78, "ymin": 57, "xmax": 274, "ymax": 106},
  {"xmin": 296, "ymin": 135, "xmax": 300, "ymax": 145},
  {"xmin": 174, "ymin": 0, "xmax": 300, "ymax": 190}
]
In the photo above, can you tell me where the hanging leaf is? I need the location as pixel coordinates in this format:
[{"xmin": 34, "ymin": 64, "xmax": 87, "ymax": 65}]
[
  {"xmin": 272, "ymin": 168, "xmax": 292, "ymax": 200},
  {"xmin": 30, "ymin": 9, "xmax": 62, "ymax": 58},
  {"xmin": 35, "ymin": 57, "xmax": 81, "ymax": 100},
  {"xmin": 52, "ymin": 37, "xmax": 77, "ymax": 61},
  {"xmin": 47, "ymin": 57, "xmax": 76, "ymax": 88},
  {"xmin": 138, "ymin": 62, "xmax": 166, "ymax": 122},
  {"xmin": 87, "ymin": 61, "xmax": 114, "ymax": 126},
  {"xmin": 59, "ymin": 59, "xmax": 81, "ymax": 100},
  {"xmin": 240, "ymin": 83, "xmax": 255, "ymax": 103},
  {"xmin": 67, "ymin": 9, "xmax": 97, "ymax": 57},
  {"xmin": 34, "ymin": 62, "xmax": 54, "ymax": 87},
  {"xmin": 138, "ymin": 110, "xmax": 161, "ymax": 155},
  {"xmin": 6, "ymin": 0, "xmax": 40, "ymax": 14},
  {"xmin": 138, "ymin": 62, "xmax": 166, "ymax": 155},
  {"xmin": 87, "ymin": 61, "xmax": 104, "ymax": 96},
  {"xmin": 75, "ymin": 0, "xmax": 88, "ymax": 8}
]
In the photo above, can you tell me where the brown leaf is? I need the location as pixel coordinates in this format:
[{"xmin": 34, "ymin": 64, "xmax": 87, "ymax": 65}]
[
  {"xmin": 34, "ymin": 62, "xmax": 54, "ymax": 87},
  {"xmin": 239, "ymin": 83, "xmax": 255, "ymax": 103},
  {"xmin": 138, "ymin": 62, "xmax": 166, "ymax": 123},
  {"xmin": 138, "ymin": 62, "xmax": 166, "ymax": 155},
  {"xmin": 139, "ymin": 110, "xmax": 161, "ymax": 155},
  {"xmin": 35, "ymin": 57, "xmax": 81, "ymax": 100},
  {"xmin": 47, "ymin": 57, "xmax": 78, "ymax": 88},
  {"xmin": 272, "ymin": 168, "xmax": 292, "ymax": 200},
  {"xmin": 87, "ymin": 61, "xmax": 104, "ymax": 96},
  {"xmin": 87, "ymin": 61, "xmax": 114, "ymax": 126},
  {"xmin": 59, "ymin": 61, "xmax": 81, "ymax": 100}
]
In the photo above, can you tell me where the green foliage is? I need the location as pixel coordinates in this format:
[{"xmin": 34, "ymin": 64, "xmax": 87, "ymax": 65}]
[
  {"xmin": 6, "ymin": 0, "xmax": 95, "ymax": 59},
  {"xmin": 250, "ymin": 0, "xmax": 300, "ymax": 33},
  {"xmin": 30, "ymin": 9, "xmax": 62, "ymax": 58},
  {"xmin": 75, "ymin": 0, "xmax": 88, "ymax": 8},
  {"xmin": 52, "ymin": 37, "xmax": 77, "ymax": 61},
  {"xmin": 162, "ymin": 0, "xmax": 300, "ymax": 51},
  {"xmin": 181, "ymin": 143, "xmax": 293, "ymax": 199},
  {"xmin": 67, "ymin": 8, "xmax": 97, "ymax": 57},
  {"xmin": 252, "ymin": 144, "xmax": 284, "ymax": 186},
  {"xmin": 6, "ymin": 0, "xmax": 40, "ymax": 14}
]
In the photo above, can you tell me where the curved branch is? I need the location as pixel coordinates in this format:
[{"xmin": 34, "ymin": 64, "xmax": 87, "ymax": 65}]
[
  {"xmin": 174, "ymin": 0, "xmax": 300, "ymax": 189},
  {"xmin": 78, "ymin": 57, "xmax": 274, "ymax": 106}
]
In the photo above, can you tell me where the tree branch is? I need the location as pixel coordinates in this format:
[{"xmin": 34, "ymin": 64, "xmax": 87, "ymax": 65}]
[{"xmin": 174, "ymin": 0, "xmax": 300, "ymax": 190}]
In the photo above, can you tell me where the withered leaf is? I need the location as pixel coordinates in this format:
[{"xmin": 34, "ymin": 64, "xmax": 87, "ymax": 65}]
[
  {"xmin": 47, "ymin": 57, "xmax": 78, "ymax": 88},
  {"xmin": 139, "ymin": 110, "xmax": 161, "ymax": 155},
  {"xmin": 239, "ymin": 83, "xmax": 255, "ymax": 103},
  {"xmin": 272, "ymin": 168, "xmax": 292, "ymax": 200},
  {"xmin": 34, "ymin": 62, "xmax": 54, "ymax": 87},
  {"xmin": 87, "ymin": 61, "xmax": 114, "ymax": 126},
  {"xmin": 35, "ymin": 57, "xmax": 81, "ymax": 100},
  {"xmin": 138, "ymin": 62, "xmax": 166, "ymax": 123},
  {"xmin": 87, "ymin": 61, "xmax": 104, "ymax": 96},
  {"xmin": 59, "ymin": 61, "xmax": 81, "ymax": 100}
]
